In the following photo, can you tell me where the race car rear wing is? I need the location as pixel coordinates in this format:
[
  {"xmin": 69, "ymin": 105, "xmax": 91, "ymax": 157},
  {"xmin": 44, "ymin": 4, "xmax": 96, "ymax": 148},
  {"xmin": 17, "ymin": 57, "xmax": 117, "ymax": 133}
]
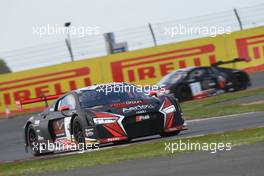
[
  {"xmin": 211, "ymin": 58, "xmax": 251, "ymax": 67},
  {"xmin": 16, "ymin": 94, "xmax": 64, "ymax": 109}
]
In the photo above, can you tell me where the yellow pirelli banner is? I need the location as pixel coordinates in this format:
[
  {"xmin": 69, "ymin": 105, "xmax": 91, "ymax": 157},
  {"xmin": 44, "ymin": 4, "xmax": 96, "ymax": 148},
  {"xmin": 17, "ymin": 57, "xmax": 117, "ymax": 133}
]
[{"xmin": 0, "ymin": 26, "xmax": 264, "ymax": 115}]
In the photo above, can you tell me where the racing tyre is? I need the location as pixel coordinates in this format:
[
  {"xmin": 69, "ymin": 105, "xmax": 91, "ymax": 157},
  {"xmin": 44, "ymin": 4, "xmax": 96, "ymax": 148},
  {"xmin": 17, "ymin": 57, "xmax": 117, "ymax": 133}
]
[
  {"xmin": 174, "ymin": 85, "xmax": 192, "ymax": 102},
  {"xmin": 72, "ymin": 117, "xmax": 86, "ymax": 145},
  {"xmin": 160, "ymin": 130, "xmax": 180, "ymax": 137},
  {"xmin": 26, "ymin": 124, "xmax": 41, "ymax": 156},
  {"xmin": 235, "ymin": 75, "xmax": 248, "ymax": 91}
]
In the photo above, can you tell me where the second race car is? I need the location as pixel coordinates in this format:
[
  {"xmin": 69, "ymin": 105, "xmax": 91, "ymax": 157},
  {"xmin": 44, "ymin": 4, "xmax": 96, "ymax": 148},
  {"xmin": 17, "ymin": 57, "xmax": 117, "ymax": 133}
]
[{"xmin": 157, "ymin": 58, "xmax": 251, "ymax": 102}]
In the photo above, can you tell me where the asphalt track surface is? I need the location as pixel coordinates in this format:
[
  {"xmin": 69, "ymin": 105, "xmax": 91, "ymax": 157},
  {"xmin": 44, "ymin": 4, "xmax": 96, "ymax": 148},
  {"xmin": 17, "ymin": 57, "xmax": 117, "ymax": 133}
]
[
  {"xmin": 45, "ymin": 142, "xmax": 264, "ymax": 176},
  {"xmin": 0, "ymin": 111, "xmax": 264, "ymax": 163},
  {"xmin": 0, "ymin": 72, "xmax": 263, "ymax": 163}
]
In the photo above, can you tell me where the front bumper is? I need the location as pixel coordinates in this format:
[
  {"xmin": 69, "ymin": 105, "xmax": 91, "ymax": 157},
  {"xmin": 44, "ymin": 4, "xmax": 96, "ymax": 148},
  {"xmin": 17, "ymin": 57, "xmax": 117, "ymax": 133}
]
[{"xmin": 95, "ymin": 111, "xmax": 184, "ymax": 144}]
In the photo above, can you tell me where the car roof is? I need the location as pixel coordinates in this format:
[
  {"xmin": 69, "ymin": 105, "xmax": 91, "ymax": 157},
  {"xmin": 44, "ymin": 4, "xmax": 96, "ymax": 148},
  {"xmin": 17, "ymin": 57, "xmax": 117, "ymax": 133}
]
[
  {"xmin": 176, "ymin": 66, "xmax": 197, "ymax": 72},
  {"xmin": 170, "ymin": 66, "xmax": 212, "ymax": 74},
  {"xmin": 166, "ymin": 67, "xmax": 197, "ymax": 76}
]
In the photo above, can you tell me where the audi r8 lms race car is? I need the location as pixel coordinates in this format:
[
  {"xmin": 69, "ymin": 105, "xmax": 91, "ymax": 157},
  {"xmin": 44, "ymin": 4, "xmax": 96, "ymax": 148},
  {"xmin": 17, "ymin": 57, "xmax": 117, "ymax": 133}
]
[
  {"xmin": 23, "ymin": 83, "xmax": 185, "ymax": 156},
  {"xmin": 157, "ymin": 58, "xmax": 251, "ymax": 102}
]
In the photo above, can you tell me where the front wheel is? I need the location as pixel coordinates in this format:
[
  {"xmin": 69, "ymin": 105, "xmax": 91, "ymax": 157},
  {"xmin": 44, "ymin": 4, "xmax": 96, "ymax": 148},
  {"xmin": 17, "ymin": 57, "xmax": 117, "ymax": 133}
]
[
  {"xmin": 72, "ymin": 117, "xmax": 86, "ymax": 145},
  {"xmin": 174, "ymin": 85, "xmax": 192, "ymax": 102},
  {"xmin": 160, "ymin": 130, "xmax": 180, "ymax": 137}
]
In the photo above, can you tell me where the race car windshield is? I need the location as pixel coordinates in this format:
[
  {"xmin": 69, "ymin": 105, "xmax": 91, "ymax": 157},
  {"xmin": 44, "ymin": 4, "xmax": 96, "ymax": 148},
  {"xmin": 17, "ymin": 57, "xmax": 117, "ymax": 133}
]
[
  {"xmin": 158, "ymin": 71, "xmax": 186, "ymax": 86},
  {"xmin": 79, "ymin": 85, "xmax": 150, "ymax": 108}
]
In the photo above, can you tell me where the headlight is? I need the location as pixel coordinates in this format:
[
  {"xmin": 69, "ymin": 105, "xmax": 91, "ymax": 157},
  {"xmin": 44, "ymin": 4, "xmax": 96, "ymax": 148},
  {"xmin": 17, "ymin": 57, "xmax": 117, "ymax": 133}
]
[
  {"xmin": 165, "ymin": 89, "xmax": 170, "ymax": 94},
  {"xmin": 162, "ymin": 105, "xmax": 176, "ymax": 114},
  {"xmin": 93, "ymin": 118, "xmax": 117, "ymax": 125}
]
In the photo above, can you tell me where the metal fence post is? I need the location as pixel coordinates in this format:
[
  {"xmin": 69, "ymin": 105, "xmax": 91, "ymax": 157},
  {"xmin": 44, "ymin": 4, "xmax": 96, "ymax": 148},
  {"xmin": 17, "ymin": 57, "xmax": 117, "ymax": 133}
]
[
  {"xmin": 148, "ymin": 23, "xmax": 157, "ymax": 46},
  {"xmin": 233, "ymin": 8, "xmax": 243, "ymax": 30}
]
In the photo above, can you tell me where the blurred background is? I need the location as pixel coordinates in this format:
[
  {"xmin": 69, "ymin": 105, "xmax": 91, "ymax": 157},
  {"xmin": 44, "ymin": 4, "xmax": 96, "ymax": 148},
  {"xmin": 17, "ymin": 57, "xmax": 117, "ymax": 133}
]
[{"xmin": 0, "ymin": 0, "xmax": 263, "ymax": 72}]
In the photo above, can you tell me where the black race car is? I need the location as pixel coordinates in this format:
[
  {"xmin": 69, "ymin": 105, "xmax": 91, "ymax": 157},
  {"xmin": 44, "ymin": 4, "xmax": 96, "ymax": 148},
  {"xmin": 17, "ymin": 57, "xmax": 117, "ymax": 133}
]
[
  {"xmin": 23, "ymin": 83, "xmax": 185, "ymax": 156},
  {"xmin": 157, "ymin": 58, "xmax": 251, "ymax": 102}
]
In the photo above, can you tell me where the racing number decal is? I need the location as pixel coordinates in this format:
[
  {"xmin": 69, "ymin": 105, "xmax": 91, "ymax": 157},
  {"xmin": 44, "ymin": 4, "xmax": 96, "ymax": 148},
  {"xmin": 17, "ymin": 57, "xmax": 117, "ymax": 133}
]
[{"xmin": 190, "ymin": 82, "xmax": 202, "ymax": 96}]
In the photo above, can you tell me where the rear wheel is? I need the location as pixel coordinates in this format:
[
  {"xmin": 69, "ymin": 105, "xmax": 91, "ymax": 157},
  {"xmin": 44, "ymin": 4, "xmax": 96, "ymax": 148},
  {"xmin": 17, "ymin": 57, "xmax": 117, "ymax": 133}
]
[
  {"xmin": 160, "ymin": 130, "xmax": 180, "ymax": 138},
  {"xmin": 235, "ymin": 75, "xmax": 248, "ymax": 91}
]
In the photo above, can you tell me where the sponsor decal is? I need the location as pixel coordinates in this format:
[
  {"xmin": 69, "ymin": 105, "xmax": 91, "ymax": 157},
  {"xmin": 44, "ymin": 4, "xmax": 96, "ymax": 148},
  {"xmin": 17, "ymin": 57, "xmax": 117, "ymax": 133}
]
[
  {"xmin": 136, "ymin": 115, "xmax": 150, "ymax": 122},
  {"xmin": 236, "ymin": 34, "xmax": 264, "ymax": 59},
  {"xmin": 122, "ymin": 104, "xmax": 155, "ymax": 113},
  {"xmin": 111, "ymin": 44, "xmax": 217, "ymax": 82},
  {"xmin": 110, "ymin": 100, "xmax": 144, "ymax": 108},
  {"xmin": 0, "ymin": 67, "xmax": 91, "ymax": 113},
  {"xmin": 37, "ymin": 135, "xmax": 44, "ymax": 140},
  {"xmin": 135, "ymin": 110, "xmax": 147, "ymax": 114},
  {"xmin": 85, "ymin": 129, "xmax": 94, "ymax": 137},
  {"xmin": 107, "ymin": 137, "xmax": 120, "ymax": 142},
  {"xmin": 34, "ymin": 120, "xmax": 40, "ymax": 125},
  {"xmin": 53, "ymin": 119, "xmax": 66, "ymax": 137},
  {"xmin": 190, "ymin": 82, "xmax": 202, "ymax": 96},
  {"xmin": 100, "ymin": 137, "xmax": 128, "ymax": 143}
]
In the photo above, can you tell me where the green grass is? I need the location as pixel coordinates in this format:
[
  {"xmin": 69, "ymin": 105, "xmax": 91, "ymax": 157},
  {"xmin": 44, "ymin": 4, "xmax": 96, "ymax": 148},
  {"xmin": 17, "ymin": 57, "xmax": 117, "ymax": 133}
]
[
  {"xmin": 1, "ymin": 127, "xmax": 264, "ymax": 176},
  {"xmin": 182, "ymin": 88, "xmax": 264, "ymax": 119}
]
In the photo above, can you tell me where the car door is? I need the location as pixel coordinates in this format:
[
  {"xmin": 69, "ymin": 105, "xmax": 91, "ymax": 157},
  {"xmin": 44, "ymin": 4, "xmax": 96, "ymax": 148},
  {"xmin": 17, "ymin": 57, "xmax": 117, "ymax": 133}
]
[
  {"xmin": 37, "ymin": 101, "xmax": 63, "ymax": 141},
  {"xmin": 187, "ymin": 67, "xmax": 218, "ymax": 94},
  {"xmin": 202, "ymin": 68, "xmax": 218, "ymax": 90},
  {"xmin": 44, "ymin": 94, "xmax": 77, "ymax": 140}
]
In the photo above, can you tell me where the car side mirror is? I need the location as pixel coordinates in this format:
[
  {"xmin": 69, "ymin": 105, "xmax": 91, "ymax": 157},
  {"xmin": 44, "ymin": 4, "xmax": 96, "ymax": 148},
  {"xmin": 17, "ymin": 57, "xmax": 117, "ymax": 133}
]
[{"xmin": 59, "ymin": 106, "xmax": 70, "ymax": 111}]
